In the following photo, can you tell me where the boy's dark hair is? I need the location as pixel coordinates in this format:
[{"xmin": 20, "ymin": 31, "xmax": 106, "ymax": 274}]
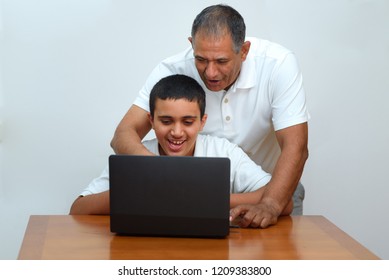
[{"xmin": 149, "ymin": 74, "xmax": 206, "ymax": 118}]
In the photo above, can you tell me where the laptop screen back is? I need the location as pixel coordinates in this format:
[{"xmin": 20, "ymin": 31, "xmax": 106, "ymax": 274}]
[{"xmin": 109, "ymin": 155, "xmax": 230, "ymax": 238}]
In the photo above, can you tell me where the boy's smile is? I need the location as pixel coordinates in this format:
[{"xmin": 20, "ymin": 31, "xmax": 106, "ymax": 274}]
[{"xmin": 149, "ymin": 98, "xmax": 207, "ymax": 156}]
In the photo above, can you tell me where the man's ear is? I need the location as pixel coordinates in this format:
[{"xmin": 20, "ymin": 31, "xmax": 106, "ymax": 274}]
[
  {"xmin": 241, "ymin": 41, "xmax": 251, "ymax": 61},
  {"xmin": 188, "ymin": 37, "xmax": 193, "ymax": 45}
]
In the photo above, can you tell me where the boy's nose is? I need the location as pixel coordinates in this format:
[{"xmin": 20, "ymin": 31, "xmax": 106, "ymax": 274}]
[{"xmin": 171, "ymin": 124, "xmax": 184, "ymax": 136}]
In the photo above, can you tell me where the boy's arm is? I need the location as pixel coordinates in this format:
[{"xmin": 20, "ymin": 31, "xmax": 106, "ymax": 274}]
[
  {"xmin": 69, "ymin": 191, "xmax": 110, "ymax": 215},
  {"xmin": 230, "ymin": 187, "xmax": 265, "ymax": 208},
  {"xmin": 110, "ymin": 105, "xmax": 154, "ymax": 155}
]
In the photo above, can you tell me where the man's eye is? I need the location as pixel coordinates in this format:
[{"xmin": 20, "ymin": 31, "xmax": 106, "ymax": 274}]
[
  {"xmin": 161, "ymin": 120, "xmax": 172, "ymax": 125},
  {"xmin": 184, "ymin": 121, "xmax": 194, "ymax": 126}
]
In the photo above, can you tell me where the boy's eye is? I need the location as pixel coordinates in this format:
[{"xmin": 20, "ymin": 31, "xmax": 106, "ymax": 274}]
[{"xmin": 160, "ymin": 119, "xmax": 172, "ymax": 125}]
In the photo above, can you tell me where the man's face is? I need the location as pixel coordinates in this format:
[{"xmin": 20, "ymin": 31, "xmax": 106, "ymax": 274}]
[
  {"xmin": 190, "ymin": 32, "xmax": 250, "ymax": 92},
  {"xmin": 149, "ymin": 98, "xmax": 207, "ymax": 156}
]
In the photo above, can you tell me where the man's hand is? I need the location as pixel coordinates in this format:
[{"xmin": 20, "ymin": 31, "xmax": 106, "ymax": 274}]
[
  {"xmin": 230, "ymin": 195, "xmax": 293, "ymax": 228},
  {"xmin": 229, "ymin": 200, "xmax": 281, "ymax": 228}
]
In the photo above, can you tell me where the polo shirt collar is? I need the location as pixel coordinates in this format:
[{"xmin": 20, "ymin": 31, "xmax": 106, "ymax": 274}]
[{"xmin": 230, "ymin": 56, "xmax": 256, "ymax": 92}]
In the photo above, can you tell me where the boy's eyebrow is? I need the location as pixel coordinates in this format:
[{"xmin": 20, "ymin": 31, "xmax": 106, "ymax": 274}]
[
  {"xmin": 158, "ymin": 115, "xmax": 199, "ymax": 120},
  {"xmin": 157, "ymin": 115, "xmax": 198, "ymax": 119}
]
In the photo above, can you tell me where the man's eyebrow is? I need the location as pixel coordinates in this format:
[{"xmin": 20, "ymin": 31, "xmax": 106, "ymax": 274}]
[
  {"xmin": 194, "ymin": 54, "xmax": 229, "ymax": 62},
  {"xmin": 194, "ymin": 54, "xmax": 206, "ymax": 59}
]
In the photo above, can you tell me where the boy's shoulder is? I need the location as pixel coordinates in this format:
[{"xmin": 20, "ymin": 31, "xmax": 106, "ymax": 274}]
[
  {"xmin": 141, "ymin": 138, "xmax": 160, "ymax": 154},
  {"xmin": 196, "ymin": 134, "xmax": 240, "ymax": 157},
  {"xmin": 197, "ymin": 134, "xmax": 235, "ymax": 145}
]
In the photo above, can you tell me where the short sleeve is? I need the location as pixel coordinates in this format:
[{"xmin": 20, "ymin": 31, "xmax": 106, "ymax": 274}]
[
  {"xmin": 270, "ymin": 53, "xmax": 310, "ymax": 131},
  {"xmin": 80, "ymin": 165, "xmax": 110, "ymax": 196}
]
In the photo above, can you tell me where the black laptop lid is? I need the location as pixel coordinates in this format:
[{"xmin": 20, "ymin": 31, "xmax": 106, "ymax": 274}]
[{"xmin": 109, "ymin": 155, "xmax": 230, "ymax": 238}]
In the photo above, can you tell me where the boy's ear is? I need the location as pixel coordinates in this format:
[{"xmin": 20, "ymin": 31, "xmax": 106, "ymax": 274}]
[
  {"xmin": 200, "ymin": 114, "xmax": 208, "ymax": 131},
  {"xmin": 147, "ymin": 113, "xmax": 154, "ymax": 128}
]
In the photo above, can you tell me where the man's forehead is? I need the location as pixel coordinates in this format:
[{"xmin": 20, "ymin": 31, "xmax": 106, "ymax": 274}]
[{"xmin": 192, "ymin": 36, "xmax": 235, "ymax": 57}]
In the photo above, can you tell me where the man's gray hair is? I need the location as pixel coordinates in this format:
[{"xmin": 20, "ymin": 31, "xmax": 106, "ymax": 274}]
[{"xmin": 191, "ymin": 4, "xmax": 246, "ymax": 53}]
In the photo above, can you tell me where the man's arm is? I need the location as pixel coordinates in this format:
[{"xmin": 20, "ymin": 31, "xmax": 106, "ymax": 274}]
[
  {"xmin": 110, "ymin": 105, "xmax": 154, "ymax": 155},
  {"xmin": 69, "ymin": 191, "xmax": 110, "ymax": 215},
  {"xmin": 230, "ymin": 185, "xmax": 293, "ymax": 214},
  {"xmin": 230, "ymin": 185, "xmax": 269, "ymax": 208},
  {"xmin": 230, "ymin": 122, "xmax": 308, "ymax": 228}
]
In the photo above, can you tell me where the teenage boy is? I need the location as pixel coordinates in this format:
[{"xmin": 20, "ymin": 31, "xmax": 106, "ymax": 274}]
[{"xmin": 70, "ymin": 75, "xmax": 292, "ymax": 226}]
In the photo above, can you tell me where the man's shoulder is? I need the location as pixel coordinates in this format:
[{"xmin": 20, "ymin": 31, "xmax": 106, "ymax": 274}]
[
  {"xmin": 155, "ymin": 46, "xmax": 199, "ymax": 78},
  {"xmin": 161, "ymin": 46, "xmax": 194, "ymax": 65},
  {"xmin": 246, "ymin": 37, "xmax": 293, "ymax": 59}
]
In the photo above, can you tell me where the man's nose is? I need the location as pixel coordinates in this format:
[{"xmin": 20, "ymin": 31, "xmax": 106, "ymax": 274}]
[{"xmin": 205, "ymin": 61, "xmax": 218, "ymax": 79}]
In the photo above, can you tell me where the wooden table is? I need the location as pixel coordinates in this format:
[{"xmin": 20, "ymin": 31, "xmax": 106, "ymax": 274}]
[{"xmin": 18, "ymin": 215, "xmax": 379, "ymax": 260}]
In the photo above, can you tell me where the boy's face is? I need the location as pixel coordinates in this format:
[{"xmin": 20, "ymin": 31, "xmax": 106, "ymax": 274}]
[{"xmin": 149, "ymin": 98, "xmax": 207, "ymax": 156}]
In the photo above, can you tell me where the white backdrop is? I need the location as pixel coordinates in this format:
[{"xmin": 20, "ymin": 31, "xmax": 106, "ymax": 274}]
[{"xmin": 0, "ymin": 0, "xmax": 388, "ymax": 259}]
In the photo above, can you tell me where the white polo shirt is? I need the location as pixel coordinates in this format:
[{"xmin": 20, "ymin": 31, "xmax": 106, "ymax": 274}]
[
  {"xmin": 80, "ymin": 135, "xmax": 270, "ymax": 196},
  {"xmin": 133, "ymin": 37, "xmax": 310, "ymax": 173}
]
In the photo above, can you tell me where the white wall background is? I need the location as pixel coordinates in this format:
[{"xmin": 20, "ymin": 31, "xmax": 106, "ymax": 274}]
[{"xmin": 0, "ymin": 0, "xmax": 388, "ymax": 259}]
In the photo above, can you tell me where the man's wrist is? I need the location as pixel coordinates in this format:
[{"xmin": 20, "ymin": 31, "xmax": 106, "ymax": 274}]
[{"xmin": 260, "ymin": 196, "xmax": 283, "ymax": 216}]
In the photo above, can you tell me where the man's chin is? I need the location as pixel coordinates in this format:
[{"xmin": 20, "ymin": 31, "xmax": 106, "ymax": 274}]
[
  {"xmin": 206, "ymin": 85, "xmax": 223, "ymax": 92},
  {"xmin": 205, "ymin": 81, "xmax": 225, "ymax": 92}
]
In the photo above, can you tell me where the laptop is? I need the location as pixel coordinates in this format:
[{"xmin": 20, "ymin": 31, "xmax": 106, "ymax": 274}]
[{"xmin": 109, "ymin": 155, "xmax": 231, "ymax": 238}]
